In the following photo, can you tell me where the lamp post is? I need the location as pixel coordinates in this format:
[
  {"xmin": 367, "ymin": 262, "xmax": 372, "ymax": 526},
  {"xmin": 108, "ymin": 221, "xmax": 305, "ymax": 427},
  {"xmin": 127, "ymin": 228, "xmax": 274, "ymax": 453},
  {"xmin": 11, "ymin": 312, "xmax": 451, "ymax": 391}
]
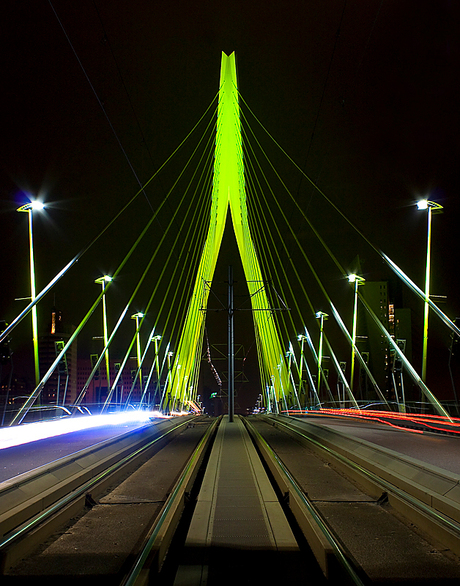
[
  {"xmin": 17, "ymin": 200, "xmax": 45, "ymax": 387},
  {"xmin": 348, "ymin": 274, "xmax": 365, "ymax": 394},
  {"xmin": 315, "ymin": 311, "xmax": 328, "ymax": 398},
  {"xmin": 95, "ymin": 276, "xmax": 112, "ymax": 394},
  {"xmin": 165, "ymin": 350, "xmax": 173, "ymax": 412},
  {"xmin": 152, "ymin": 334, "xmax": 162, "ymax": 406},
  {"xmin": 417, "ymin": 199, "xmax": 443, "ymax": 382},
  {"xmin": 297, "ymin": 334, "xmax": 307, "ymax": 405},
  {"xmin": 286, "ymin": 343, "xmax": 296, "ymax": 410},
  {"xmin": 131, "ymin": 312, "xmax": 144, "ymax": 396}
]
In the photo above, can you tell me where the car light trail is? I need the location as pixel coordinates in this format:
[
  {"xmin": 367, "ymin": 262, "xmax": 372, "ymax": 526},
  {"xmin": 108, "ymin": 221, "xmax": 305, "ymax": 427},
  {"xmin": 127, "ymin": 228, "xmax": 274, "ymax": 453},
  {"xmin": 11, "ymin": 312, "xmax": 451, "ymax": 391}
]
[
  {"xmin": 0, "ymin": 411, "xmax": 161, "ymax": 450},
  {"xmin": 283, "ymin": 408, "xmax": 460, "ymax": 435}
]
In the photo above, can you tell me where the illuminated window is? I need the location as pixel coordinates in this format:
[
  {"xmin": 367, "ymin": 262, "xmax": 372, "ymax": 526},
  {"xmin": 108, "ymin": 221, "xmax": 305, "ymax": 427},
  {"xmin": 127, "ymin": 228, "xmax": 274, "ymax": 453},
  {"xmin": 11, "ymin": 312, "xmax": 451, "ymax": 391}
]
[{"xmin": 389, "ymin": 304, "xmax": 394, "ymax": 324}]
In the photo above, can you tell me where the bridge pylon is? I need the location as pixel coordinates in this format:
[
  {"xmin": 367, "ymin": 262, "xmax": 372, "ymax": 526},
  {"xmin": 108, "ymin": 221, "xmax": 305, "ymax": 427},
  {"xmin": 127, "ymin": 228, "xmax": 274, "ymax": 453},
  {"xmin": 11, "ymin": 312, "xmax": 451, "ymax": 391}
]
[{"xmin": 164, "ymin": 52, "xmax": 290, "ymax": 414}]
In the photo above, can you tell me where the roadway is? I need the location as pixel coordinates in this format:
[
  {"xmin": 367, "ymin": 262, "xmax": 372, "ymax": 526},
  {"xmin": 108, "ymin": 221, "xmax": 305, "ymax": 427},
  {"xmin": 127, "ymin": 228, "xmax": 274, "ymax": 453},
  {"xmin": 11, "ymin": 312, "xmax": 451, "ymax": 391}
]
[
  {"xmin": 2, "ymin": 414, "xmax": 460, "ymax": 584},
  {"xmin": 2, "ymin": 417, "xmax": 212, "ymax": 586},
  {"xmin": 0, "ymin": 418, "xmax": 159, "ymax": 483},
  {"xmin": 251, "ymin": 415, "xmax": 460, "ymax": 584},
  {"xmin": 2, "ymin": 414, "xmax": 460, "ymax": 485},
  {"xmin": 296, "ymin": 414, "xmax": 460, "ymax": 475}
]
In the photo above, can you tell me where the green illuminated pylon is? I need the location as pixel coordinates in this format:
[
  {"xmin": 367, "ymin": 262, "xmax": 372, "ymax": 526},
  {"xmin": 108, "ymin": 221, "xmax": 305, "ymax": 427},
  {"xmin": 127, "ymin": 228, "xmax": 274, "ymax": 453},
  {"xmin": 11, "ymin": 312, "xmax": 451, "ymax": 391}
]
[{"xmin": 165, "ymin": 52, "xmax": 290, "ymax": 412}]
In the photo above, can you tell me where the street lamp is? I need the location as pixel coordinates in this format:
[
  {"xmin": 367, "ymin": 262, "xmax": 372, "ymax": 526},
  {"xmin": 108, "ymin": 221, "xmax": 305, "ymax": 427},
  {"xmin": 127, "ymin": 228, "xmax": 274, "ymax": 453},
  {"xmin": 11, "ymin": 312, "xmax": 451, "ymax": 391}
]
[
  {"xmin": 315, "ymin": 311, "xmax": 328, "ymax": 398},
  {"xmin": 297, "ymin": 334, "xmax": 307, "ymax": 399},
  {"xmin": 17, "ymin": 200, "xmax": 45, "ymax": 387},
  {"xmin": 131, "ymin": 312, "xmax": 144, "ymax": 395},
  {"xmin": 285, "ymin": 342, "xmax": 299, "ymax": 410},
  {"xmin": 95, "ymin": 275, "xmax": 112, "ymax": 393},
  {"xmin": 417, "ymin": 199, "xmax": 443, "ymax": 382},
  {"xmin": 165, "ymin": 350, "xmax": 174, "ymax": 412},
  {"xmin": 348, "ymin": 274, "xmax": 365, "ymax": 393},
  {"xmin": 152, "ymin": 334, "xmax": 162, "ymax": 405}
]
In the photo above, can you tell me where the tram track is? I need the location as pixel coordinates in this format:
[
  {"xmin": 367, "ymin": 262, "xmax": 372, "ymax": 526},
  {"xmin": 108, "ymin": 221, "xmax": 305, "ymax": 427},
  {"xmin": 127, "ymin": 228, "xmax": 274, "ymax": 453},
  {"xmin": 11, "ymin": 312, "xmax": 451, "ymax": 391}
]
[
  {"xmin": 258, "ymin": 414, "xmax": 460, "ymax": 553},
  {"xmin": 0, "ymin": 415, "xmax": 217, "ymax": 584},
  {"xmin": 246, "ymin": 414, "xmax": 460, "ymax": 584},
  {"xmin": 2, "ymin": 413, "xmax": 460, "ymax": 584}
]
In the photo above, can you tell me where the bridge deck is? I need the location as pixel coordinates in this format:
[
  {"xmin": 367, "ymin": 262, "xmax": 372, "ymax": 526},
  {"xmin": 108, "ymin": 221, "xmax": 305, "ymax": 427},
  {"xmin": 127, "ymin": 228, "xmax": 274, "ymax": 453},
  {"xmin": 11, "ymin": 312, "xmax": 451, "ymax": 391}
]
[{"xmin": 174, "ymin": 415, "xmax": 302, "ymax": 585}]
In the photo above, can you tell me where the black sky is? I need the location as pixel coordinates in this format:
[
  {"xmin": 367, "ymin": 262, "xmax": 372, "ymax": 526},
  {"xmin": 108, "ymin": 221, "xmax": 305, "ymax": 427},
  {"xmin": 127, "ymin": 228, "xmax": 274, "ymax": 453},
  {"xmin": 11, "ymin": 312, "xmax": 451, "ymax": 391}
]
[{"xmin": 1, "ymin": 1, "xmax": 460, "ymax": 405}]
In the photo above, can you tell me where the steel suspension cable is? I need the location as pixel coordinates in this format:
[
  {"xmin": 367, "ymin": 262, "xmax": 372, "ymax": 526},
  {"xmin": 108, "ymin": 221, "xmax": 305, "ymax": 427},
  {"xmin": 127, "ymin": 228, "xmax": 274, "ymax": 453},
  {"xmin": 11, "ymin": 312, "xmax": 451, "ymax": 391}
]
[
  {"xmin": 0, "ymin": 94, "xmax": 218, "ymax": 348},
  {"xmin": 13, "ymin": 111, "xmax": 217, "ymax": 421},
  {"xmin": 241, "ymin": 114, "xmax": 361, "ymax": 407},
  {"xmin": 241, "ymin": 102, "xmax": 447, "ymax": 413},
  {"xmin": 99, "ymin": 119, "xmax": 218, "ymax": 410},
  {"xmin": 122, "ymin": 126, "xmax": 217, "ymax": 409},
  {"xmin": 239, "ymin": 95, "xmax": 460, "ymax": 339}
]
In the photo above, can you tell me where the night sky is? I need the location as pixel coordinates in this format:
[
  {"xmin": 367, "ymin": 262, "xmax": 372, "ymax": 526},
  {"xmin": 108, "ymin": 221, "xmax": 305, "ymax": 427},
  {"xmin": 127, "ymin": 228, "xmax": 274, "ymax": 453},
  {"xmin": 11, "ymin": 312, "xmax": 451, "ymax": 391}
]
[{"xmin": 1, "ymin": 1, "xmax": 459, "ymax": 409}]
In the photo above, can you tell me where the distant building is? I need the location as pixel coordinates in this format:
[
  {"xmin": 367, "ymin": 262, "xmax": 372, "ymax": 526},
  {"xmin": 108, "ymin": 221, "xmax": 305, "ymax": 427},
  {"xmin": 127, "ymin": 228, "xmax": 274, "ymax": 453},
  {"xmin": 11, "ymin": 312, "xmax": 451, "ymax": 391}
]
[
  {"xmin": 39, "ymin": 307, "xmax": 78, "ymax": 405},
  {"xmin": 359, "ymin": 281, "xmax": 389, "ymax": 398},
  {"xmin": 76, "ymin": 355, "xmax": 161, "ymax": 411},
  {"xmin": 360, "ymin": 281, "xmax": 412, "ymax": 403}
]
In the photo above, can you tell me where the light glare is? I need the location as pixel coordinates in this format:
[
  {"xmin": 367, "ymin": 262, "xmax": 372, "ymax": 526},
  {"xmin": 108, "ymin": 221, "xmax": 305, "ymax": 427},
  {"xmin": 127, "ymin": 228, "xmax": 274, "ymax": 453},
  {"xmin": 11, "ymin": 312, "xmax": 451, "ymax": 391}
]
[
  {"xmin": 417, "ymin": 199, "xmax": 428, "ymax": 210},
  {"xmin": 0, "ymin": 411, "xmax": 155, "ymax": 450}
]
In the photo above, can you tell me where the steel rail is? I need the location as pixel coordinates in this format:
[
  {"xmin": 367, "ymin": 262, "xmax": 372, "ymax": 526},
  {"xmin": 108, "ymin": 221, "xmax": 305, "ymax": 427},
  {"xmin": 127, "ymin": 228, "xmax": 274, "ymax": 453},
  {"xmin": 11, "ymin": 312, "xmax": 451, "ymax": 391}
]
[
  {"xmin": 0, "ymin": 417, "xmax": 192, "ymax": 554},
  {"xmin": 267, "ymin": 416, "xmax": 460, "ymax": 554},
  {"xmin": 122, "ymin": 416, "xmax": 220, "ymax": 586},
  {"xmin": 243, "ymin": 417, "xmax": 365, "ymax": 585}
]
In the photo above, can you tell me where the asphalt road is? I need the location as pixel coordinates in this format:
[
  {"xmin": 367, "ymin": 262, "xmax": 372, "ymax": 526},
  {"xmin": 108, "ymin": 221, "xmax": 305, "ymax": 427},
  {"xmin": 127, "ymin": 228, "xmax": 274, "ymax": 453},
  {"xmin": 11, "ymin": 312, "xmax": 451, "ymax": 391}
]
[
  {"xmin": 2, "ymin": 414, "xmax": 460, "ymax": 486},
  {"xmin": 0, "ymin": 420, "xmax": 154, "ymax": 483},
  {"xmin": 300, "ymin": 414, "xmax": 460, "ymax": 475}
]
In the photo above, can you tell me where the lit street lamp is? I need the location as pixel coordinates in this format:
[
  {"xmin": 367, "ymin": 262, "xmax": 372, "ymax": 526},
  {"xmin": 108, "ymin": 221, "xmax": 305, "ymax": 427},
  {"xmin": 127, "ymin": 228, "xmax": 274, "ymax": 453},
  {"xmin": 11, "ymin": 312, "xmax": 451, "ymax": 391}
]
[
  {"xmin": 95, "ymin": 275, "xmax": 112, "ymax": 393},
  {"xmin": 297, "ymin": 334, "xmax": 307, "ymax": 399},
  {"xmin": 164, "ymin": 350, "xmax": 174, "ymax": 411},
  {"xmin": 417, "ymin": 199, "xmax": 443, "ymax": 382},
  {"xmin": 131, "ymin": 312, "xmax": 144, "ymax": 395},
  {"xmin": 315, "ymin": 311, "xmax": 328, "ymax": 398},
  {"xmin": 152, "ymin": 334, "xmax": 162, "ymax": 405},
  {"xmin": 348, "ymin": 274, "xmax": 365, "ymax": 393},
  {"xmin": 17, "ymin": 200, "xmax": 45, "ymax": 387}
]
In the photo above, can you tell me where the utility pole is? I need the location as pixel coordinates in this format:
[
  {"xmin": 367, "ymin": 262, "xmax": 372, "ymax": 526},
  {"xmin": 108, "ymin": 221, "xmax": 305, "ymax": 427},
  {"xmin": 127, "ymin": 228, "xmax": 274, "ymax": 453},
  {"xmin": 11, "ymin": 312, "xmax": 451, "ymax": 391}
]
[{"xmin": 228, "ymin": 265, "xmax": 234, "ymax": 422}]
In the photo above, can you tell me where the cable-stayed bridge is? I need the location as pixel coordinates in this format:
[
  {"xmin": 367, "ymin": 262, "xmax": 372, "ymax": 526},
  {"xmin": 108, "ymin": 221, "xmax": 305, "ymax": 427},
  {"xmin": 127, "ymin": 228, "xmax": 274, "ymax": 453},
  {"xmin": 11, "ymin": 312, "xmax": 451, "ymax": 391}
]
[
  {"xmin": 2, "ymin": 53, "xmax": 460, "ymax": 584},
  {"xmin": 1, "ymin": 52, "xmax": 459, "ymax": 426}
]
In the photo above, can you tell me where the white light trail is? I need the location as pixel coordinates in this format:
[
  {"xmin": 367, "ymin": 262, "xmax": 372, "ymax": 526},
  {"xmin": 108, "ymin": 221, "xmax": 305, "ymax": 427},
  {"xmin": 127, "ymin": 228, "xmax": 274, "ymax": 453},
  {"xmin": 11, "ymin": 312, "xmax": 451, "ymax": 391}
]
[{"xmin": 0, "ymin": 411, "xmax": 160, "ymax": 451}]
